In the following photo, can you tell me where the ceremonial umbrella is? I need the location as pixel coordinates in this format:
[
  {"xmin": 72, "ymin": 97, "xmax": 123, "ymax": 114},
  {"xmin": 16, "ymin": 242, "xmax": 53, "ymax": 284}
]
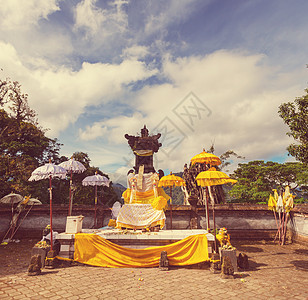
[
  {"xmin": 196, "ymin": 168, "xmax": 237, "ymax": 234},
  {"xmin": 0, "ymin": 193, "xmax": 23, "ymax": 204},
  {"xmin": 82, "ymin": 172, "xmax": 110, "ymax": 228},
  {"xmin": 29, "ymin": 161, "xmax": 67, "ymax": 250},
  {"xmin": 190, "ymin": 150, "xmax": 222, "ymax": 233},
  {"xmin": 58, "ymin": 157, "xmax": 86, "ymax": 216},
  {"xmin": 1, "ymin": 197, "xmax": 43, "ymax": 244},
  {"xmin": 191, "ymin": 150, "xmax": 222, "ymax": 166},
  {"xmin": 158, "ymin": 172, "xmax": 186, "ymax": 229},
  {"xmin": 0, "ymin": 193, "xmax": 24, "ymax": 220}
]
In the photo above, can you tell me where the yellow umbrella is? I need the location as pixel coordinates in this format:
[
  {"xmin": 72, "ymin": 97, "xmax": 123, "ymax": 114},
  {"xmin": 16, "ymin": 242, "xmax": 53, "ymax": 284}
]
[
  {"xmin": 196, "ymin": 168, "xmax": 237, "ymax": 235},
  {"xmin": 191, "ymin": 150, "xmax": 222, "ymax": 166},
  {"xmin": 268, "ymin": 194, "xmax": 277, "ymax": 211},
  {"xmin": 158, "ymin": 173, "xmax": 186, "ymax": 188},
  {"xmin": 158, "ymin": 173, "xmax": 186, "ymax": 229}
]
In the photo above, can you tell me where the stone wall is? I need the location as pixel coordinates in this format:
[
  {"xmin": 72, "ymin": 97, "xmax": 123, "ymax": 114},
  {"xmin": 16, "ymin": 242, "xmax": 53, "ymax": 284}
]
[{"xmin": 0, "ymin": 203, "xmax": 307, "ymax": 244}]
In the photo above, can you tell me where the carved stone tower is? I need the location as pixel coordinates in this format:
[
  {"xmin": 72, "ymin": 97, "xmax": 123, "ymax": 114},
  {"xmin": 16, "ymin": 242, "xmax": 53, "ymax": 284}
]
[{"xmin": 125, "ymin": 125, "xmax": 162, "ymax": 173}]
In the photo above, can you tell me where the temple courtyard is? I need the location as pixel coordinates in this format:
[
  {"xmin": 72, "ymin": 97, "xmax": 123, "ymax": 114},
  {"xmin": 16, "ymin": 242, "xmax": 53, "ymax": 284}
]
[{"xmin": 0, "ymin": 239, "xmax": 307, "ymax": 299}]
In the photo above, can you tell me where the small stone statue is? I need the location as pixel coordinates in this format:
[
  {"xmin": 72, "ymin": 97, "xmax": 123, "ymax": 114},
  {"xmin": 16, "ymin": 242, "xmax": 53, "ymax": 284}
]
[
  {"xmin": 45, "ymin": 250, "xmax": 57, "ymax": 269},
  {"xmin": 190, "ymin": 217, "xmax": 198, "ymax": 229},
  {"xmin": 221, "ymin": 256, "xmax": 234, "ymax": 279},
  {"xmin": 237, "ymin": 253, "xmax": 249, "ymax": 270},
  {"xmin": 159, "ymin": 251, "xmax": 169, "ymax": 271},
  {"xmin": 210, "ymin": 253, "xmax": 221, "ymax": 274},
  {"xmin": 28, "ymin": 255, "xmax": 42, "ymax": 276}
]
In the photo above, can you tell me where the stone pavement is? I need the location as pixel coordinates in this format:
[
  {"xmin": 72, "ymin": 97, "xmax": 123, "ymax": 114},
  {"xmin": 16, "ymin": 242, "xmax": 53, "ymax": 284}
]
[{"xmin": 0, "ymin": 239, "xmax": 307, "ymax": 299}]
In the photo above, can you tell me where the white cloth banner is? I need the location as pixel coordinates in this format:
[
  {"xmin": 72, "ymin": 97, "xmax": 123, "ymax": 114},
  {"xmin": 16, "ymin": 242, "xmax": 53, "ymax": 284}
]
[{"xmin": 116, "ymin": 204, "xmax": 165, "ymax": 228}]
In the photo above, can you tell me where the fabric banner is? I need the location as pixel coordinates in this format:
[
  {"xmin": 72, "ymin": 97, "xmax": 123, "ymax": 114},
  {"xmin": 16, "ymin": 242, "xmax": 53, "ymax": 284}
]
[
  {"xmin": 116, "ymin": 204, "xmax": 165, "ymax": 229},
  {"xmin": 74, "ymin": 233, "xmax": 209, "ymax": 268}
]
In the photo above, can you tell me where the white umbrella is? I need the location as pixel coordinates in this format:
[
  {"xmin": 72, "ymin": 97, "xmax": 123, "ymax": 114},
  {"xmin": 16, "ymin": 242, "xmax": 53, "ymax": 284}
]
[
  {"xmin": 0, "ymin": 193, "xmax": 23, "ymax": 204},
  {"xmin": 58, "ymin": 157, "xmax": 86, "ymax": 216},
  {"xmin": 0, "ymin": 193, "xmax": 24, "ymax": 220},
  {"xmin": 29, "ymin": 161, "xmax": 67, "ymax": 250},
  {"xmin": 82, "ymin": 172, "xmax": 110, "ymax": 228},
  {"xmin": 27, "ymin": 198, "xmax": 42, "ymax": 205}
]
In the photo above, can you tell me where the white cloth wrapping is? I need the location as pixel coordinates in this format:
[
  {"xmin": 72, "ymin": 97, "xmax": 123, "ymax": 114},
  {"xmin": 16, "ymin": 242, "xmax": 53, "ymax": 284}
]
[
  {"xmin": 128, "ymin": 173, "xmax": 154, "ymax": 192},
  {"xmin": 116, "ymin": 204, "xmax": 165, "ymax": 228}
]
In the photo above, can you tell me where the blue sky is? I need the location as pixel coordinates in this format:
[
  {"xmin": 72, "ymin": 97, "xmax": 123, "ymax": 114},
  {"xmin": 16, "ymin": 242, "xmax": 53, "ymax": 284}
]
[{"xmin": 0, "ymin": 0, "xmax": 307, "ymax": 186}]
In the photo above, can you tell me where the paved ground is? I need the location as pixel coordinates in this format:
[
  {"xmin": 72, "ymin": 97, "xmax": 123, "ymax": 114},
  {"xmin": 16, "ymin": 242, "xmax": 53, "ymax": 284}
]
[{"xmin": 0, "ymin": 239, "xmax": 307, "ymax": 299}]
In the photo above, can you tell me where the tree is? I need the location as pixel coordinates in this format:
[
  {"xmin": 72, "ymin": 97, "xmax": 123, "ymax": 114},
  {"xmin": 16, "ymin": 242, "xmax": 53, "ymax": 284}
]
[
  {"xmin": 229, "ymin": 160, "xmax": 308, "ymax": 203},
  {"xmin": 279, "ymin": 89, "xmax": 308, "ymax": 164},
  {"xmin": 0, "ymin": 79, "xmax": 61, "ymax": 198}
]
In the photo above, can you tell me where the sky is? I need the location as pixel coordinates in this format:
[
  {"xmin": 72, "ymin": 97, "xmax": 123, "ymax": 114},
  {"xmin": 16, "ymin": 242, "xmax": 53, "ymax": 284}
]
[{"xmin": 0, "ymin": 0, "xmax": 307, "ymax": 186}]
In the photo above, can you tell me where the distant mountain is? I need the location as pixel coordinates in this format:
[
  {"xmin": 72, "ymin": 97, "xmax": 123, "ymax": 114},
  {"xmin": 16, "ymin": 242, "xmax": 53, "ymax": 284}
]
[{"xmin": 112, "ymin": 183, "xmax": 126, "ymax": 203}]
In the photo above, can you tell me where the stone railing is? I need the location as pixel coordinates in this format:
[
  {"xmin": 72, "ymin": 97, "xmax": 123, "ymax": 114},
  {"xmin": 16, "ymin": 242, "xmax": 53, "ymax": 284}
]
[{"xmin": 0, "ymin": 203, "xmax": 307, "ymax": 244}]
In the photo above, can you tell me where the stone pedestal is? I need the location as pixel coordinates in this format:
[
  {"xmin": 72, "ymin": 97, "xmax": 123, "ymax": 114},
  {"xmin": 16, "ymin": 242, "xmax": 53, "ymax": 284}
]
[
  {"xmin": 219, "ymin": 248, "xmax": 238, "ymax": 272},
  {"xmin": 31, "ymin": 247, "xmax": 50, "ymax": 268}
]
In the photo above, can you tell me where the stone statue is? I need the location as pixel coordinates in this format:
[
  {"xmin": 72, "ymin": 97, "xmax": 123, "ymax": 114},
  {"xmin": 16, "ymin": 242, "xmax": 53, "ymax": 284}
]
[{"xmin": 125, "ymin": 125, "xmax": 162, "ymax": 174}]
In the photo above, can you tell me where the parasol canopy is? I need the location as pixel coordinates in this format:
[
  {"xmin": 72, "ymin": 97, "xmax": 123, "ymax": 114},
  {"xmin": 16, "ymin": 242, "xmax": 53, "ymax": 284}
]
[
  {"xmin": 190, "ymin": 150, "xmax": 222, "ymax": 166},
  {"xmin": 58, "ymin": 157, "xmax": 86, "ymax": 216},
  {"xmin": 29, "ymin": 161, "xmax": 67, "ymax": 250},
  {"xmin": 29, "ymin": 162, "xmax": 67, "ymax": 181},
  {"xmin": 158, "ymin": 173, "xmax": 186, "ymax": 188},
  {"xmin": 58, "ymin": 157, "xmax": 86, "ymax": 174},
  {"xmin": 0, "ymin": 193, "xmax": 23, "ymax": 204},
  {"xmin": 158, "ymin": 172, "xmax": 185, "ymax": 230},
  {"xmin": 195, "ymin": 167, "xmax": 237, "ymax": 237},
  {"xmin": 82, "ymin": 173, "xmax": 110, "ymax": 187},
  {"xmin": 196, "ymin": 167, "xmax": 237, "ymax": 187},
  {"xmin": 268, "ymin": 194, "xmax": 277, "ymax": 211},
  {"xmin": 82, "ymin": 172, "xmax": 110, "ymax": 228},
  {"xmin": 27, "ymin": 198, "xmax": 43, "ymax": 205}
]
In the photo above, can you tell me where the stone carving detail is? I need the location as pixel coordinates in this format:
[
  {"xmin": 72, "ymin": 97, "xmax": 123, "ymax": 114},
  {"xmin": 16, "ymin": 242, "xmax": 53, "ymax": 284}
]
[
  {"xmin": 221, "ymin": 255, "xmax": 234, "ymax": 279},
  {"xmin": 237, "ymin": 253, "xmax": 249, "ymax": 270},
  {"xmin": 159, "ymin": 251, "xmax": 169, "ymax": 271},
  {"xmin": 125, "ymin": 125, "xmax": 162, "ymax": 174},
  {"xmin": 28, "ymin": 255, "xmax": 42, "ymax": 276}
]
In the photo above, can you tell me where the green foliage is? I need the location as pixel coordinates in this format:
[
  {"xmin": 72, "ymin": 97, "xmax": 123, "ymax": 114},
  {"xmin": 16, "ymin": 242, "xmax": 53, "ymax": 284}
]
[
  {"xmin": 229, "ymin": 160, "xmax": 308, "ymax": 203},
  {"xmin": 0, "ymin": 106, "xmax": 61, "ymax": 198},
  {"xmin": 279, "ymin": 89, "xmax": 308, "ymax": 164},
  {"xmin": 0, "ymin": 78, "xmax": 119, "ymax": 207}
]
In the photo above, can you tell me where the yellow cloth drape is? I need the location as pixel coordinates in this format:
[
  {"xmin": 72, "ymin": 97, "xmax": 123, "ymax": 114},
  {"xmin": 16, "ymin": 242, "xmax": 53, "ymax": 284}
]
[
  {"xmin": 74, "ymin": 233, "xmax": 209, "ymax": 268},
  {"xmin": 122, "ymin": 187, "xmax": 170, "ymax": 206}
]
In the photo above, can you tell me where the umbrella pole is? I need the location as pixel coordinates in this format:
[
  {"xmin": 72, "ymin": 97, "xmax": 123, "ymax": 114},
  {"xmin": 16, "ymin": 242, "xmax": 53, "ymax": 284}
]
[
  {"xmin": 49, "ymin": 175, "xmax": 53, "ymax": 251},
  {"xmin": 208, "ymin": 186, "xmax": 217, "ymax": 253},
  {"xmin": 282, "ymin": 212, "xmax": 289, "ymax": 245},
  {"xmin": 170, "ymin": 187, "xmax": 173, "ymax": 230},
  {"xmin": 68, "ymin": 170, "xmax": 73, "ymax": 216},
  {"xmin": 11, "ymin": 205, "xmax": 34, "ymax": 239},
  {"xmin": 94, "ymin": 185, "xmax": 97, "ymax": 228},
  {"xmin": 273, "ymin": 210, "xmax": 279, "ymax": 242},
  {"xmin": 204, "ymin": 188, "xmax": 210, "ymax": 232}
]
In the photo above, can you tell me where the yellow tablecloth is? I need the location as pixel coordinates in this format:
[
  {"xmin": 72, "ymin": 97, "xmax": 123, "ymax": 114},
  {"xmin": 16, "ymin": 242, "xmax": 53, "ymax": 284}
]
[
  {"xmin": 74, "ymin": 233, "xmax": 209, "ymax": 268},
  {"xmin": 116, "ymin": 204, "xmax": 165, "ymax": 229}
]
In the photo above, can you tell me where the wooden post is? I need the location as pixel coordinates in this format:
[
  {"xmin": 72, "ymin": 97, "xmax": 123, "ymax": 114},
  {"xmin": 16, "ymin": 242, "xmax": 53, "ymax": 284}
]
[
  {"xmin": 49, "ymin": 175, "xmax": 53, "ymax": 251},
  {"xmin": 170, "ymin": 186, "xmax": 173, "ymax": 230},
  {"xmin": 68, "ymin": 170, "xmax": 73, "ymax": 216}
]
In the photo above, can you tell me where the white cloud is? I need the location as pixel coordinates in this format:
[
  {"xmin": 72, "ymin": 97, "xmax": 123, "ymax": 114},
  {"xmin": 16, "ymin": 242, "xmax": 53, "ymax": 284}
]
[
  {"xmin": 0, "ymin": 0, "xmax": 61, "ymax": 29},
  {"xmin": 143, "ymin": 0, "xmax": 204, "ymax": 36},
  {"xmin": 75, "ymin": 0, "xmax": 106, "ymax": 37},
  {"xmin": 79, "ymin": 122, "xmax": 108, "ymax": 141},
  {"xmin": 99, "ymin": 50, "xmax": 306, "ymax": 176},
  {"xmin": 121, "ymin": 45, "xmax": 149, "ymax": 60},
  {"xmin": 0, "ymin": 41, "xmax": 157, "ymax": 137},
  {"xmin": 74, "ymin": 0, "xmax": 128, "ymax": 39}
]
